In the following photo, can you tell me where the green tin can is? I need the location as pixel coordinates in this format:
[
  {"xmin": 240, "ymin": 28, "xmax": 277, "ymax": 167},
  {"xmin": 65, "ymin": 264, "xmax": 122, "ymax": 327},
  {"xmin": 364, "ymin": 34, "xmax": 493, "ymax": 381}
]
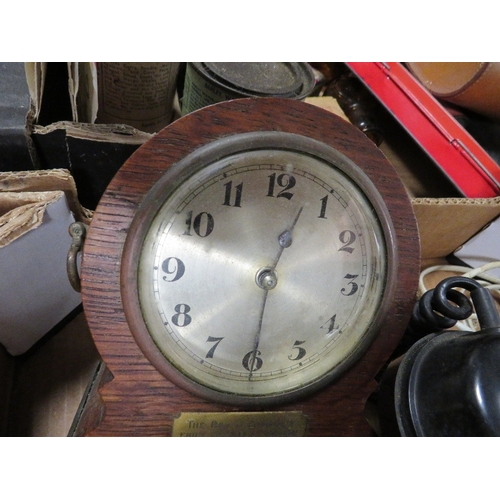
[{"xmin": 181, "ymin": 62, "xmax": 316, "ymax": 115}]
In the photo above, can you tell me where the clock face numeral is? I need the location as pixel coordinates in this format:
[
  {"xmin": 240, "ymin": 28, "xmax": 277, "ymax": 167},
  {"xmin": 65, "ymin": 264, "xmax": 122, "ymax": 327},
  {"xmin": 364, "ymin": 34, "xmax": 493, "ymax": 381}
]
[
  {"xmin": 171, "ymin": 303, "xmax": 192, "ymax": 327},
  {"xmin": 183, "ymin": 211, "xmax": 214, "ymax": 237},
  {"xmin": 222, "ymin": 181, "xmax": 243, "ymax": 207},
  {"xmin": 318, "ymin": 195, "xmax": 328, "ymax": 219},
  {"xmin": 321, "ymin": 314, "xmax": 337, "ymax": 335},
  {"xmin": 288, "ymin": 340, "xmax": 306, "ymax": 361},
  {"xmin": 205, "ymin": 336, "xmax": 224, "ymax": 358},
  {"xmin": 341, "ymin": 274, "xmax": 359, "ymax": 296},
  {"xmin": 242, "ymin": 350, "xmax": 263, "ymax": 372},
  {"xmin": 266, "ymin": 173, "xmax": 295, "ymax": 200},
  {"xmin": 161, "ymin": 257, "xmax": 185, "ymax": 282},
  {"xmin": 338, "ymin": 230, "xmax": 356, "ymax": 253}
]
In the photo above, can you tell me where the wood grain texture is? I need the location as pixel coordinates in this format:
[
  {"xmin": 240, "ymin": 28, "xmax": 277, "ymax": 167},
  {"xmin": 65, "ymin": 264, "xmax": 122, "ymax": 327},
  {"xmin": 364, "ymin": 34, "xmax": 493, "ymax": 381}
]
[{"xmin": 80, "ymin": 97, "xmax": 420, "ymax": 436}]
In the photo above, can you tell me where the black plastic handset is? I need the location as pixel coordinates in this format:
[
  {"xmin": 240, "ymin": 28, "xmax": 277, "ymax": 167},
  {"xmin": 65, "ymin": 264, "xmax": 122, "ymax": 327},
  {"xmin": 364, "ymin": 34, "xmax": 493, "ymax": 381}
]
[{"xmin": 387, "ymin": 276, "xmax": 500, "ymax": 436}]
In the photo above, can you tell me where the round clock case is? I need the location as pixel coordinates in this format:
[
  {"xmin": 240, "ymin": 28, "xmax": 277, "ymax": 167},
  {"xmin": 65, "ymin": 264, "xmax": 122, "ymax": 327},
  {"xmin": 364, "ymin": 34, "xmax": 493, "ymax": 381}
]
[{"xmin": 80, "ymin": 97, "xmax": 420, "ymax": 436}]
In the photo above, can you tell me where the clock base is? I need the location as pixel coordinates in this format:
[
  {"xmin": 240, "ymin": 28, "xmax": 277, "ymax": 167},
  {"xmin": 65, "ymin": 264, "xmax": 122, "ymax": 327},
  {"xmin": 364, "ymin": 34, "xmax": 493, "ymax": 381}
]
[{"xmin": 74, "ymin": 359, "xmax": 378, "ymax": 437}]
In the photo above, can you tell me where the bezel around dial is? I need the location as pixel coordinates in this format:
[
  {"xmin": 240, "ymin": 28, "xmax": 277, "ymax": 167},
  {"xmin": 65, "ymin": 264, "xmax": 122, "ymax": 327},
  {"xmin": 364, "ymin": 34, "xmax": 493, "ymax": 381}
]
[{"xmin": 121, "ymin": 131, "xmax": 398, "ymax": 407}]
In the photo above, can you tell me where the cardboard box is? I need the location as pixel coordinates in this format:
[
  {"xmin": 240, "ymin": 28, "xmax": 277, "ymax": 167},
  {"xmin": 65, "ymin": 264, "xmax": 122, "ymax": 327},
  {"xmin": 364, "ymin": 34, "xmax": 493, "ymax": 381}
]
[
  {"xmin": 29, "ymin": 122, "xmax": 151, "ymax": 209},
  {"xmin": 24, "ymin": 63, "xmax": 180, "ymax": 210},
  {"xmin": 0, "ymin": 311, "xmax": 101, "ymax": 437},
  {"xmin": 0, "ymin": 169, "xmax": 101, "ymax": 436},
  {"xmin": 0, "ymin": 191, "xmax": 81, "ymax": 355},
  {"xmin": 0, "ymin": 169, "xmax": 90, "ymax": 356},
  {"xmin": 0, "ymin": 62, "xmax": 37, "ymax": 171}
]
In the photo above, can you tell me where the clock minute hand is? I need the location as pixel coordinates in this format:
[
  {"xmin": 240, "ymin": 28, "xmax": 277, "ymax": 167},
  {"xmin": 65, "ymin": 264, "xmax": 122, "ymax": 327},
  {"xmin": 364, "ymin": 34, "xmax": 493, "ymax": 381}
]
[{"xmin": 248, "ymin": 206, "xmax": 304, "ymax": 380}]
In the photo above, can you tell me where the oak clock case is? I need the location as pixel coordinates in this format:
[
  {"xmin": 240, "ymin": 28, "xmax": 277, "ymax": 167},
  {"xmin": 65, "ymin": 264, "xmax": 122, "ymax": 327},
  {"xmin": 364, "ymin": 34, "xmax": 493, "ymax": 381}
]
[{"xmin": 80, "ymin": 97, "xmax": 420, "ymax": 436}]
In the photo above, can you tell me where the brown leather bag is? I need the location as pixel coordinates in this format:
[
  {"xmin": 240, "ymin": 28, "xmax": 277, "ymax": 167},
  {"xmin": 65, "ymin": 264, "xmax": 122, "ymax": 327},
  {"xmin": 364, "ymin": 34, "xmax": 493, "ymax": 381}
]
[{"xmin": 407, "ymin": 62, "xmax": 500, "ymax": 121}]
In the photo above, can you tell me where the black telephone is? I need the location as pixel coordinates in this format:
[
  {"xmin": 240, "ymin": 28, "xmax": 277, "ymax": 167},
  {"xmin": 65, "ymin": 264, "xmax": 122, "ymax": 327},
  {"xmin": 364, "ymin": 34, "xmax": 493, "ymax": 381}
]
[{"xmin": 379, "ymin": 276, "xmax": 500, "ymax": 437}]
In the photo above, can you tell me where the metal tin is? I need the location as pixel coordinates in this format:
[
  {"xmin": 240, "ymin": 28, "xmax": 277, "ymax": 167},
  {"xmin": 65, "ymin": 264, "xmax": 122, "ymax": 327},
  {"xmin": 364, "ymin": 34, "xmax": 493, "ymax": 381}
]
[
  {"xmin": 96, "ymin": 62, "xmax": 180, "ymax": 133},
  {"xmin": 181, "ymin": 62, "xmax": 315, "ymax": 115}
]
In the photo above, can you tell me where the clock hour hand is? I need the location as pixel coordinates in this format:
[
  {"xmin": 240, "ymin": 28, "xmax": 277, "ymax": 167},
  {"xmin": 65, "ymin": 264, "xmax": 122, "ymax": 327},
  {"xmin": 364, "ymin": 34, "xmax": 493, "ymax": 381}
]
[
  {"xmin": 279, "ymin": 205, "xmax": 303, "ymax": 247},
  {"xmin": 278, "ymin": 228, "xmax": 293, "ymax": 248},
  {"xmin": 272, "ymin": 206, "xmax": 303, "ymax": 267}
]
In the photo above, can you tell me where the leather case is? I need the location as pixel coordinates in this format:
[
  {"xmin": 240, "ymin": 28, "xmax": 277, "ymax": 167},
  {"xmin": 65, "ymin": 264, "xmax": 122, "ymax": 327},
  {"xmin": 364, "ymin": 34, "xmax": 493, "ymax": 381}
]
[{"xmin": 407, "ymin": 62, "xmax": 500, "ymax": 121}]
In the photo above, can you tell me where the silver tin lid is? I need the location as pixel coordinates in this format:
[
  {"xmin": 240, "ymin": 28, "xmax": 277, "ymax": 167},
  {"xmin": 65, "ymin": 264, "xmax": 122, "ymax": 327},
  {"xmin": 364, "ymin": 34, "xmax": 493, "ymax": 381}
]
[{"xmin": 200, "ymin": 62, "xmax": 315, "ymax": 99}]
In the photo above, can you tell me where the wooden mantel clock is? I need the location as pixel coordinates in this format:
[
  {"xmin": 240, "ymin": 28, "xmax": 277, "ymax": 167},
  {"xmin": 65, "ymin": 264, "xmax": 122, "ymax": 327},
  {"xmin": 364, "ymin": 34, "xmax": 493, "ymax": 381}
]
[{"xmin": 79, "ymin": 97, "xmax": 420, "ymax": 436}]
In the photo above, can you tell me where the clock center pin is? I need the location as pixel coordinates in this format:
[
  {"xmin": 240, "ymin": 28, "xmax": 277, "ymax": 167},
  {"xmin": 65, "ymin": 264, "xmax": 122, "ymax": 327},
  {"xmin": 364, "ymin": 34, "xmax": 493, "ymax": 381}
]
[{"xmin": 255, "ymin": 267, "xmax": 278, "ymax": 290}]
